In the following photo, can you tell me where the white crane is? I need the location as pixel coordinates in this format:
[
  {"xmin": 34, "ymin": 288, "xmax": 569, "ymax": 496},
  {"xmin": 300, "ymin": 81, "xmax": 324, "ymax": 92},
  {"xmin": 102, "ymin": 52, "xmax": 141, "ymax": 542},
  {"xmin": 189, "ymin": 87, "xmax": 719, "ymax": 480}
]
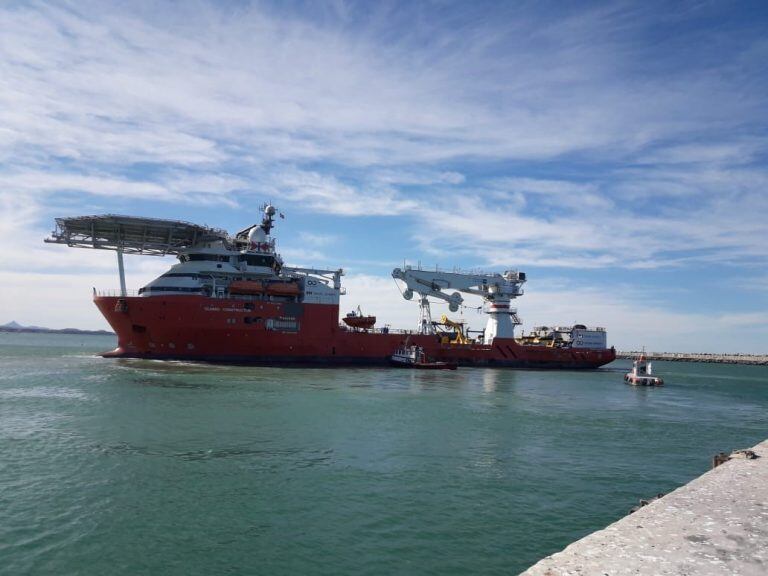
[{"xmin": 391, "ymin": 266, "xmax": 526, "ymax": 344}]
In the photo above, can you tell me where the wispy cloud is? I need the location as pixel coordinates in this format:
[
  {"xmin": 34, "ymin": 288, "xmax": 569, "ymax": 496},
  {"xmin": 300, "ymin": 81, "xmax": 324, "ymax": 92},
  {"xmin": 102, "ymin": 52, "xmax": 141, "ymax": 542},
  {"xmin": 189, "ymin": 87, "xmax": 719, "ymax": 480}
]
[
  {"xmin": 4, "ymin": 0, "xmax": 766, "ymax": 173},
  {"xmin": 297, "ymin": 232, "xmax": 337, "ymax": 247},
  {"xmin": 0, "ymin": 171, "xmax": 244, "ymax": 207},
  {"xmin": 266, "ymin": 169, "xmax": 418, "ymax": 216},
  {"xmin": 411, "ymin": 159, "xmax": 768, "ymax": 269}
]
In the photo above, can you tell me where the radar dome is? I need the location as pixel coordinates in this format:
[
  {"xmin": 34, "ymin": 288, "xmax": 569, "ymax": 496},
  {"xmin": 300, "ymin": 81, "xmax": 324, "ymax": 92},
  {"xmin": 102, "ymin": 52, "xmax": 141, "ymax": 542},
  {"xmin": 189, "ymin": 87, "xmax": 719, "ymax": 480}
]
[{"xmin": 248, "ymin": 226, "xmax": 267, "ymax": 243}]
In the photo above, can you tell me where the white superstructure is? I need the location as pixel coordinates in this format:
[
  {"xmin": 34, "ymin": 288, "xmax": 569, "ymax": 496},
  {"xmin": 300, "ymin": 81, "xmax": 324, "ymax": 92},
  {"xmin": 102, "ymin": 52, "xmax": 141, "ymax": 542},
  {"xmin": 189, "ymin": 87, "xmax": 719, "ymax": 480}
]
[
  {"xmin": 523, "ymin": 325, "xmax": 607, "ymax": 349},
  {"xmin": 47, "ymin": 205, "xmax": 343, "ymax": 304}
]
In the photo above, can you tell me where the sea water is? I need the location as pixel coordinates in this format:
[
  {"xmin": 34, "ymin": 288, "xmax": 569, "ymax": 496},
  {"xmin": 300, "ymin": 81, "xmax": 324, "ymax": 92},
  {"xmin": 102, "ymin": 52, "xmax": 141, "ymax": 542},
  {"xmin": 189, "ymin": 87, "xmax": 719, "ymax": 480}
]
[{"xmin": 1, "ymin": 332, "xmax": 767, "ymax": 575}]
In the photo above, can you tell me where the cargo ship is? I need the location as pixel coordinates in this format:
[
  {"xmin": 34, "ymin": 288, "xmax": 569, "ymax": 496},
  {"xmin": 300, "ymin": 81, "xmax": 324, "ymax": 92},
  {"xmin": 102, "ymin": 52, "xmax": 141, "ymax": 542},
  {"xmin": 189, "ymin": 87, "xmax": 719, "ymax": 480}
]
[{"xmin": 45, "ymin": 205, "xmax": 615, "ymax": 368}]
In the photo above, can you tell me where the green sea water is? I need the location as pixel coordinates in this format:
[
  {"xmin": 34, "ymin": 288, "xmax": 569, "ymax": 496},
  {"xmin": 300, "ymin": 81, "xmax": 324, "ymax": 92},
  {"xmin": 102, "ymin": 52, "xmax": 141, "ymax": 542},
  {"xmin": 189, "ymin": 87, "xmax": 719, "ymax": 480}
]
[{"xmin": 1, "ymin": 332, "xmax": 767, "ymax": 575}]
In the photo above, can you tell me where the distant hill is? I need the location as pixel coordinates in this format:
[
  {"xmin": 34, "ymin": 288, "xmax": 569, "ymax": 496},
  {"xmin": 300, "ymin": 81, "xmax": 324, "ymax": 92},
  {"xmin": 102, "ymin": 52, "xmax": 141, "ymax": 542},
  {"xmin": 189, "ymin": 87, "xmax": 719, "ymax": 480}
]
[{"xmin": 0, "ymin": 321, "xmax": 114, "ymax": 336}]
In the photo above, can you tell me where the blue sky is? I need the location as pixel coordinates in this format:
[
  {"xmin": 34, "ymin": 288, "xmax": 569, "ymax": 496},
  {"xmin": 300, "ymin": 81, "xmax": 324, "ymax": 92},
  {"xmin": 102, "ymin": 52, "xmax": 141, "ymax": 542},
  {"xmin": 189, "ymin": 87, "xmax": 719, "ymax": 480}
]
[{"xmin": 1, "ymin": 0, "xmax": 767, "ymax": 353}]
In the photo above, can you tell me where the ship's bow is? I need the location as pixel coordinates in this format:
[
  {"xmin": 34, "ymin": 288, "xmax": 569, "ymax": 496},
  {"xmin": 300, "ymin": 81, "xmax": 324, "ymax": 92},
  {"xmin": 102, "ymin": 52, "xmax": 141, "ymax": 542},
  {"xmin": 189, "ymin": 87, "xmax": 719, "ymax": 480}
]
[{"xmin": 94, "ymin": 296, "xmax": 147, "ymax": 357}]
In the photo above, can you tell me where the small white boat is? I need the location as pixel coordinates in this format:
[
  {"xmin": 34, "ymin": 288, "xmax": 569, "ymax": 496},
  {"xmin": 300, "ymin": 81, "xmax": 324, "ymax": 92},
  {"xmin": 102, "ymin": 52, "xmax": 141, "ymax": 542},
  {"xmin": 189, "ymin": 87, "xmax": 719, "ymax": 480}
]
[{"xmin": 624, "ymin": 350, "xmax": 664, "ymax": 386}]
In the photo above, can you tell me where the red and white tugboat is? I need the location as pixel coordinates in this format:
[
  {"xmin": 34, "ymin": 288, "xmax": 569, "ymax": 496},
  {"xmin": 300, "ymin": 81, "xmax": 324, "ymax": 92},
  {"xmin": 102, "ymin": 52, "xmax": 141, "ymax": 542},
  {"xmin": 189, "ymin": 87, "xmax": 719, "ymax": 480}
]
[
  {"xmin": 390, "ymin": 344, "xmax": 458, "ymax": 370},
  {"xmin": 44, "ymin": 204, "xmax": 616, "ymax": 369},
  {"xmin": 624, "ymin": 350, "xmax": 664, "ymax": 386}
]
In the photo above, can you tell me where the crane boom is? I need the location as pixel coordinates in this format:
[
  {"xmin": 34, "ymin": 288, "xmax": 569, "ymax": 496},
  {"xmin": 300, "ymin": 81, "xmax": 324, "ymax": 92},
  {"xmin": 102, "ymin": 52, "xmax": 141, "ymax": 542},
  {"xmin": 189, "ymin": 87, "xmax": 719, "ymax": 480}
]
[
  {"xmin": 391, "ymin": 266, "xmax": 525, "ymax": 303},
  {"xmin": 391, "ymin": 265, "xmax": 526, "ymax": 342}
]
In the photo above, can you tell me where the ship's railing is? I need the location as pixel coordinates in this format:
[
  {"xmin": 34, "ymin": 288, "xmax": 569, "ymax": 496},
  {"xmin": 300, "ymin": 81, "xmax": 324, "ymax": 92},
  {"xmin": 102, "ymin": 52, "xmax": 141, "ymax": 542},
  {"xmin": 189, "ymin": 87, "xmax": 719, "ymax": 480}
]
[
  {"xmin": 227, "ymin": 293, "xmax": 309, "ymax": 303},
  {"xmin": 92, "ymin": 289, "xmax": 310, "ymax": 303},
  {"xmin": 337, "ymin": 324, "xmax": 493, "ymax": 345},
  {"xmin": 339, "ymin": 324, "xmax": 416, "ymax": 335},
  {"xmin": 93, "ymin": 289, "xmax": 140, "ymax": 297},
  {"xmin": 337, "ymin": 325, "xmax": 459, "ymax": 337},
  {"xmin": 533, "ymin": 325, "xmax": 606, "ymax": 332}
]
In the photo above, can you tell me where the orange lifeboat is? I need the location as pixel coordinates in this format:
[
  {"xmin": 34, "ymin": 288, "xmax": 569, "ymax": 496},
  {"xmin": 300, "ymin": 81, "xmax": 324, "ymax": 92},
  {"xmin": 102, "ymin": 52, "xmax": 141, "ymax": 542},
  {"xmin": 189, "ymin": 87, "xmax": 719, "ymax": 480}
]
[
  {"xmin": 265, "ymin": 282, "xmax": 300, "ymax": 296},
  {"xmin": 343, "ymin": 315, "xmax": 376, "ymax": 329},
  {"xmin": 343, "ymin": 306, "xmax": 376, "ymax": 330},
  {"xmin": 229, "ymin": 280, "xmax": 264, "ymax": 295}
]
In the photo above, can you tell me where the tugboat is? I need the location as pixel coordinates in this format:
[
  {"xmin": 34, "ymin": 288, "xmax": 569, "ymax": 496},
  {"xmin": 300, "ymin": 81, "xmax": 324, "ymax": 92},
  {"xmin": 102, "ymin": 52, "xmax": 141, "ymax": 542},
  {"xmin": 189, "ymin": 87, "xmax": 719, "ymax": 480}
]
[
  {"xmin": 390, "ymin": 344, "xmax": 458, "ymax": 370},
  {"xmin": 624, "ymin": 350, "xmax": 664, "ymax": 386},
  {"xmin": 342, "ymin": 305, "xmax": 376, "ymax": 330}
]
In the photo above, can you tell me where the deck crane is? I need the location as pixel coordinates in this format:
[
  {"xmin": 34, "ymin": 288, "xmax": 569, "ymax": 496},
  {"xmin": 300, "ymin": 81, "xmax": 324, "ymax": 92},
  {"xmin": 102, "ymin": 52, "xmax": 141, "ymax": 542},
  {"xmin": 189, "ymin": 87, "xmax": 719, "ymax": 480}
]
[
  {"xmin": 391, "ymin": 266, "xmax": 526, "ymax": 345},
  {"xmin": 439, "ymin": 314, "xmax": 470, "ymax": 345}
]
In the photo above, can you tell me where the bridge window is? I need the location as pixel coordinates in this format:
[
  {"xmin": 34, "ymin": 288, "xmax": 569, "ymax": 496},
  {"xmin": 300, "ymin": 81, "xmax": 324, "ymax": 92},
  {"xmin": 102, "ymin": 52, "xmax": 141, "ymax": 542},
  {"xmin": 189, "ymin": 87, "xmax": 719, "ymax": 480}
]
[
  {"xmin": 240, "ymin": 254, "xmax": 276, "ymax": 267},
  {"xmin": 186, "ymin": 254, "xmax": 231, "ymax": 262},
  {"xmin": 138, "ymin": 286, "xmax": 203, "ymax": 294}
]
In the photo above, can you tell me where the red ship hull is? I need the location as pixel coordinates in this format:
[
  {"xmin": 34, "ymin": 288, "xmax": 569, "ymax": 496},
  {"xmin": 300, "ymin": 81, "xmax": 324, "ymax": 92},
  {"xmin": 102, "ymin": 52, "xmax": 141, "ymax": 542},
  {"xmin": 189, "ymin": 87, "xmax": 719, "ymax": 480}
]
[{"xmin": 95, "ymin": 296, "xmax": 616, "ymax": 369}]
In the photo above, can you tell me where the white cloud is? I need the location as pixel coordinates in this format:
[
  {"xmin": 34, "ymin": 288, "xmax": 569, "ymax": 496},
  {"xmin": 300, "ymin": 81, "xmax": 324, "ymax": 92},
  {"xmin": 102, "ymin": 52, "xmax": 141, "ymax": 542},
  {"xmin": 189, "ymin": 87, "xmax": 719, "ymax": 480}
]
[
  {"xmin": 280, "ymin": 247, "xmax": 330, "ymax": 267},
  {"xmin": 0, "ymin": 172, "xmax": 169, "ymax": 199},
  {"xmin": 0, "ymin": 169, "xmax": 246, "ymax": 205},
  {"xmin": 267, "ymin": 169, "xmax": 418, "ymax": 216},
  {"xmin": 369, "ymin": 169, "xmax": 466, "ymax": 186},
  {"xmin": 636, "ymin": 139, "xmax": 768, "ymax": 166},
  {"xmin": 411, "ymin": 163, "xmax": 768, "ymax": 269},
  {"xmin": 3, "ymin": 1, "xmax": 766, "ymax": 174},
  {"xmin": 296, "ymin": 232, "xmax": 336, "ymax": 247}
]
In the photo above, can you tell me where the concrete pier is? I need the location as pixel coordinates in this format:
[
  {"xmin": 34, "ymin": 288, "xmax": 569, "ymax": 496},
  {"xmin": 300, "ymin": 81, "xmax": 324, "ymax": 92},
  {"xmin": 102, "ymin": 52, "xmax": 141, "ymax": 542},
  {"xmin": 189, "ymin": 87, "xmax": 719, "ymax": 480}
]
[
  {"xmin": 521, "ymin": 439, "xmax": 768, "ymax": 575},
  {"xmin": 617, "ymin": 351, "xmax": 768, "ymax": 365}
]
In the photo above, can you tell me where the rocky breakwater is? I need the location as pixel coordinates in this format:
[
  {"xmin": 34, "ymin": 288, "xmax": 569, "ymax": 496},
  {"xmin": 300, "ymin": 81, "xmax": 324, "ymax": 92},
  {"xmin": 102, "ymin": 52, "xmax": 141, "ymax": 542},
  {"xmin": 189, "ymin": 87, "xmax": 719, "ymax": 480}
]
[{"xmin": 617, "ymin": 351, "xmax": 768, "ymax": 365}]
